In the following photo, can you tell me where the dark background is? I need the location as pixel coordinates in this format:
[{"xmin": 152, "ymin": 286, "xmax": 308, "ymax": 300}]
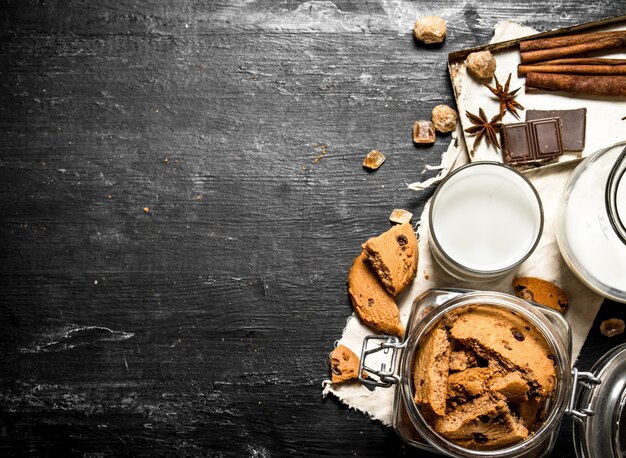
[{"xmin": 1, "ymin": 1, "xmax": 625, "ymax": 456}]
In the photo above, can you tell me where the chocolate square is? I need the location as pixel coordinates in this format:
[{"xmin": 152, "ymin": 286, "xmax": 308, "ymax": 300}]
[
  {"xmin": 525, "ymin": 108, "xmax": 586, "ymax": 152},
  {"xmin": 501, "ymin": 123, "xmax": 534, "ymax": 164},
  {"xmin": 531, "ymin": 118, "xmax": 563, "ymax": 159}
]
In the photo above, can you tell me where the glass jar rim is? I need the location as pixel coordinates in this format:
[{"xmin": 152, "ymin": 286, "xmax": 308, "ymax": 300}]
[
  {"xmin": 556, "ymin": 141, "xmax": 626, "ymax": 303},
  {"xmin": 605, "ymin": 146, "xmax": 626, "ymax": 246},
  {"xmin": 399, "ymin": 291, "xmax": 572, "ymax": 457}
]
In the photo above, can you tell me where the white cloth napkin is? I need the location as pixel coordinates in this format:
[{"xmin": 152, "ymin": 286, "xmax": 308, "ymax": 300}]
[{"xmin": 322, "ymin": 21, "xmax": 604, "ymax": 426}]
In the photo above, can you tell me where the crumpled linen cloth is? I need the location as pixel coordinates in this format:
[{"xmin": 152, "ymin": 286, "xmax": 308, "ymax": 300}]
[{"xmin": 322, "ymin": 21, "xmax": 603, "ymax": 426}]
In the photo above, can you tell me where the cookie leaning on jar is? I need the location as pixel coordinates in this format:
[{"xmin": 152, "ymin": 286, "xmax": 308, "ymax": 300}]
[
  {"xmin": 412, "ymin": 304, "xmax": 557, "ymax": 450},
  {"xmin": 329, "ymin": 221, "xmax": 418, "ymax": 386},
  {"xmin": 347, "ymin": 222, "xmax": 418, "ymax": 337}
]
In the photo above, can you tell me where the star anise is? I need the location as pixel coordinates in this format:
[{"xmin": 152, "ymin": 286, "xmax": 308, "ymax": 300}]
[
  {"xmin": 485, "ymin": 73, "xmax": 524, "ymax": 119},
  {"xmin": 464, "ymin": 108, "xmax": 503, "ymax": 150}
]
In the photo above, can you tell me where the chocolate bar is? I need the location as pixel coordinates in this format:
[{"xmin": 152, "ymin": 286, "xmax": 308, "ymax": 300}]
[
  {"xmin": 525, "ymin": 108, "xmax": 586, "ymax": 152},
  {"xmin": 501, "ymin": 118, "xmax": 563, "ymax": 165}
]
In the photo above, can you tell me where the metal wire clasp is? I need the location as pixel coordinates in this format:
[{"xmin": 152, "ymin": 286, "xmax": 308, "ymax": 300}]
[
  {"xmin": 566, "ymin": 367, "xmax": 601, "ymax": 421},
  {"xmin": 358, "ymin": 335, "xmax": 406, "ymax": 388}
]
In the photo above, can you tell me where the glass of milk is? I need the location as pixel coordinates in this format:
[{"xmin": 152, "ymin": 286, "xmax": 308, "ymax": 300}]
[{"xmin": 429, "ymin": 162, "xmax": 544, "ymax": 282}]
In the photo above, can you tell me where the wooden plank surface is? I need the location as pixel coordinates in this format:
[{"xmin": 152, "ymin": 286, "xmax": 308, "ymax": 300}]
[{"xmin": 1, "ymin": 1, "xmax": 625, "ymax": 456}]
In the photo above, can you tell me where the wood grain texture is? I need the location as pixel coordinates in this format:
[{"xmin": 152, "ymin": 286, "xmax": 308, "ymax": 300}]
[{"xmin": 1, "ymin": 1, "xmax": 624, "ymax": 456}]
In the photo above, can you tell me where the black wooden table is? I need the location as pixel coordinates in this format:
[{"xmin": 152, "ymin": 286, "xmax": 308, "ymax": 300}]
[{"xmin": 1, "ymin": 1, "xmax": 625, "ymax": 456}]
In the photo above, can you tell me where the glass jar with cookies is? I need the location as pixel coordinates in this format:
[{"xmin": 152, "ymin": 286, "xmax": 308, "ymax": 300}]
[{"xmin": 358, "ymin": 289, "xmax": 626, "ymax": 458}]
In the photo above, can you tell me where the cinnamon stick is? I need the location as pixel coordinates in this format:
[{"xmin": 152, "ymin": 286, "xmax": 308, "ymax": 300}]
[
  {"xmin": 518, "ymin": 64, "xmax": 626, "ymax": 76},
  {"xmin": 520, "ymin": 30, "xmax": 626, "ymax": 52},
  {"xmin": 525, "ymin": 72, "xmax": 626, "ymax": 96},
  {"xmin": 532, "ymin": 57, "xmax": 626, "ymax": 66},
  {"xmin": 520, "ymin": 36, "xmax": 626, "ymax": 64}
]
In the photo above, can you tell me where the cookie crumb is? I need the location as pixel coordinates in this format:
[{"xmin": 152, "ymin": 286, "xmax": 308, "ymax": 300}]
[
  {"xmin": 312, "ymin": 144, "xmax": 329, "ymax": 165},
  {"xmin": 143, "ymin": 207, "xmax": 150, "ymax": 213},
  {"xmin": 330, "ymin": 344, "xmax": 364, "ymax": 384},
  {"xmin": 600, "ymin": 318, "xmax": 625, "ymax": 337}
]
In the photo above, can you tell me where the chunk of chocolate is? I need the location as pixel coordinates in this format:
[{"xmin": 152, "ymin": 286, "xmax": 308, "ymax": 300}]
[
  {"xmin": 501, "ymin": 123, "xmax": 533, "ymax": 164},
  {"xmin": 525, "ymin": 108, "xmax": 586, "ymax": 152},
  {"xmin": 531, "ymin": 118, "xmax": 563, "ymax": 159},
  {"xmin": 600, "ymin": 318, "xmax": 625, "ymax": 338},
  {"xmin": 501, "ymin": 118, "xmax": 564, "ymax": 165}
]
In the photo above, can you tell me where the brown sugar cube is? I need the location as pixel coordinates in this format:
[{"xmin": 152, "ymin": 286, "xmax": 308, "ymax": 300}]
[
  {"xmin": 347, "ymin": 251, "xmax": 404, "ymax": 337},
  {"xmin": 389, "ymin": 209, "xmax": 413, "ymax": 225},
  {"xmin": 512, "ymin": 277, "xmax": 568, "ymax": 314},
  {"xmin": 413, "ymin": 16, "xmax": 446, "ymax": 44},
  {"xmin": 431, "ymin": 105, "xmax": 458, "ymax": 133},
  {"xmin": 466, "ymin": 51, "xmax": 497, "ymax": 80},
  {"xmin": 330, "ymin": 344, "xmax": 363, "ymax": 384},
  {"xmin": 600, "ymin": 318, "xmax": 625, "ymax": 337},
  {"xmin": 362, "ymin": 223, "xmax": 418, "ymax": 296},
  {"xmin": 363, "ymin": 149, "xmax": 386, "ymax": 170},
  {"xmin": 413, "ymin": 120, "xmax": 436, "ymax": 144}
]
